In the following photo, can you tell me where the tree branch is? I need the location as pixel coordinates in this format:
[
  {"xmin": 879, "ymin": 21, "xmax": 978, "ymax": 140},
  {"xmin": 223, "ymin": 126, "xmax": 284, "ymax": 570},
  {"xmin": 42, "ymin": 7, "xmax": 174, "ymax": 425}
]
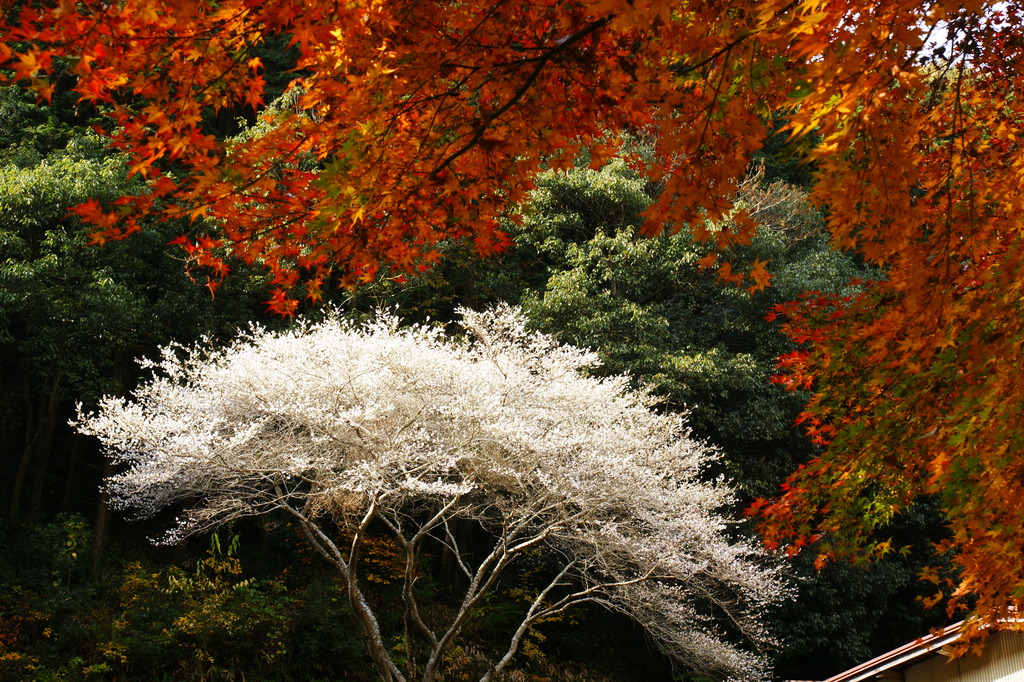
[{"xmin": 429, "ymin": 17, "xmax": 610, "ymax": 179}]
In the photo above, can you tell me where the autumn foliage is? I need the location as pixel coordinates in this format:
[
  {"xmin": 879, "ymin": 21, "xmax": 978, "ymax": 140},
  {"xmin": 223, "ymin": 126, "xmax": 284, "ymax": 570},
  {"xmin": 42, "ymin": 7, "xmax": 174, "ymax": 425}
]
[
  {"xmin": 4, "ymin": 0, "xmax": 1024, "ymax": 640},
  {"xmin": 0, "ymin": 0, "xmax": 788, "ymax": 308}
]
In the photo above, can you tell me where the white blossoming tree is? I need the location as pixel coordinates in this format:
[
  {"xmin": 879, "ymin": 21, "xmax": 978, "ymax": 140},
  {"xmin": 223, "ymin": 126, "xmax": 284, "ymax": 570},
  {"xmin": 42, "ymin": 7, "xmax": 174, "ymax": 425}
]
[{"xmin": 75, "ymin": 305, "xmax": 783, "ymax": 681}]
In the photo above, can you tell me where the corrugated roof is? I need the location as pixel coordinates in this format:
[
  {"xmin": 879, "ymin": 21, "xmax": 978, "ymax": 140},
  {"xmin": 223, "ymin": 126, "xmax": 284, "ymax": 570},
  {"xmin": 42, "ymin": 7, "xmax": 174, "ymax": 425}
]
[{"xmin": 785, "ymin": 622, "xmax": 964, "ymax": 682}]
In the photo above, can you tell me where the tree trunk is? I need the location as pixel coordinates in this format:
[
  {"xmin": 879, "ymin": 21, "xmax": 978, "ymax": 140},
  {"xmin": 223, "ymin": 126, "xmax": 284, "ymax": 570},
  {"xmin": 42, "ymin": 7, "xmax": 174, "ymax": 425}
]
[
  {"xmin": 60, "ymin": 435, "xmax": 83, "ymax": 508},
  {"xmin": 90, "ymin": 453, "xmax": 113, "ymax": 578},
  {"xmin": 8, "ymin": 376, "xmax": 38, "ymax": 530},
  {"xmin": 348, "ymin": 582, "xmax": 404, "ymax": 682},
  {"xmin": 28, "ymin": 373, "xmax": 62, "ymax": 517},
  {"xmin": 91, "ymin": 351, "xmax": 130, "ymax": 576}
]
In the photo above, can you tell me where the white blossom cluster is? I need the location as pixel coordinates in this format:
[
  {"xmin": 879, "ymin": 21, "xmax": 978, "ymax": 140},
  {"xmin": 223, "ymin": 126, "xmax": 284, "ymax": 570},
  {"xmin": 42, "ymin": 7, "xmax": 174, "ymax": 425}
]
[{"xmin": 75, "ymin": 304, "xmax": 783, "ymax": 680}]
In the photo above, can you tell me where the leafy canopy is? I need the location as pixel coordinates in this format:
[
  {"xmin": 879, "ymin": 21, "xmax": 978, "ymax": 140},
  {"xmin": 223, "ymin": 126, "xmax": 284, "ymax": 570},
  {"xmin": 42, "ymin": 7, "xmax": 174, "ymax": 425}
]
[{"xmin": 4, "ymin": 0, "xmax": 808, "ymax": 306}]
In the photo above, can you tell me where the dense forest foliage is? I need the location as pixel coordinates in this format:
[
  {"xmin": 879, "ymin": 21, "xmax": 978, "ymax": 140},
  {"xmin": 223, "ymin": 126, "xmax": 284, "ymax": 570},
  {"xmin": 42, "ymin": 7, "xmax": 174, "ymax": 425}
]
[
  {"xmin": 8, "ymin": 0, "xmax": 1024, "ymax": 659},
  {"xmin": 0, "ymin": 61, "xmax": 957, "ymax": 680}
]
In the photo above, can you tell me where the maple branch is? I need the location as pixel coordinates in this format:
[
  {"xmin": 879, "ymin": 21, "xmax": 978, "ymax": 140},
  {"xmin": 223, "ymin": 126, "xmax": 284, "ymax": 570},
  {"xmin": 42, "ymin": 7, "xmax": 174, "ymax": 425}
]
[
  {"xmin": 943, "ymin": 62, "xmax": 966, "ymax": 291},
  {"xmin": 696, "ymin": 44, "xmax": 734, "ymax": 153},
  {"xmin": 670, "ymin": 0, "xmax": 798, "ymax": 79},
  {"xmin": 429, "ymin": 17, "xmax": 610, "ymax": 179},
  {"xmin": 391, "ymin": 0, "xmax": 509, "ymax": 118}
]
